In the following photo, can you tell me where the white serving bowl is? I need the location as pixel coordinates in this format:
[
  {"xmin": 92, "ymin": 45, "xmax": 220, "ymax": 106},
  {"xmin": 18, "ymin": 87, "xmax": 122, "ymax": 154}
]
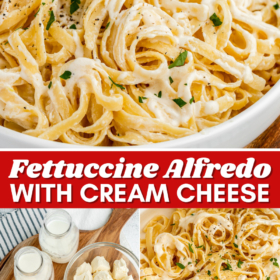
[{"xmin": 0, "ymin": 81, "xmax": 280, "ymax": 148}]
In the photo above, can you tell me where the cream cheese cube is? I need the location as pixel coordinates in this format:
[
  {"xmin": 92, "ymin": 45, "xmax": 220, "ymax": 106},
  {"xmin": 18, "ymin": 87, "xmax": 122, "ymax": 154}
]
[
  {"xmin": 76, "ymin": 262, "xmax": 93, "ymax": 276},
  {"xmin": 122, "ymin": 275, "xmax": 133, "ymax": 280},
  {"xmin": 74, "ymin": 271, "xmax": 93, "ymax": 280},
  {"xmin": 91, "ymin": 256, "xmax": 111, "ymax": 273},
  {"xmin": 93, "ymin": 271, "xmax": 114, "ymax": 280},
  {"xmin": 112, "ymin": 259, "xmax": 129, "ymax": 280}
]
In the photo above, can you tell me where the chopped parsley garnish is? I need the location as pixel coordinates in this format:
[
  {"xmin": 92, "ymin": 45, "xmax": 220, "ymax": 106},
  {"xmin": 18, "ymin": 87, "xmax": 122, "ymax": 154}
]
[
  {"xmin": 188, "ymin": 262, "xmax": 192, "ymax": 265},
  {"xmin": 105, "ymin": 22, "xmax": 110, "ymax": 30},
  {"xmin": 196, "ymin": 245, "xmax": 205, "ymax": 250},
  {"xmin": 205, "ymin": 235, "xmax": 208, "ymax": 239},
  {"xmin": 70, "ymin": 0, "xmax": 81, "ymax": 14},
  {"xmin": 208, "ymin": 254, "xmax": 212, "ymax": 256},
  {"xmin": 197, "ymin": 269, "xmax": 200, "ymax": 273},
  {"xmin": 214, "ymin": 277, "xmax": 218, "ymax": 280},
  {"xmin": 168, "ymin": 50, "xmax": 188, "ymax": 69},
  {"xmin": 69, "ymin": 24, "xmax": 77, "ymax": 29},
  {"xmin": 138, "ymin": 96, "xmax": 147, "ymax": 103},
  {"xmin": 154, "ymin": 91, "xmax": 162, "ymax": 98},
  {"xmin": 173, "ymin": 98, "xmax": 187, "ymax": 108},
  {"xmin": 270, "ymin": 258, "xmax": 279, "ymax": 267},
  {"xmin": 60, "ymin": 71, "xmax": 72, "ymax": 80},
  {"xmin": 232, "ymin": 255, "xmax": 235, "ymax": 258},
  {"xmin": 210, "ymin": 246, "xmax": 212, "ymax": 251},
  {"xmin": 233, "ymin": 243, "xmax": 238, "ymax": 248},
  {"xmin": 188, "ymin": 243, "xmax": 194, "ymax": 253},
  {"xmin": 184, "ymin": 83, "xmax": 187, "ymax": 86},
  {"xmin": 207, "ymin": 270, "xmax": 211, "ymax": 276},
  {"xmin": 48, "ymin": 81, "xmax": 52, "ymax": 89},
  {"xmin": 191, "ymin": 213, "xmax": 195, "ymax": 216},
  {"xmin": 46, "ymin": 11, "xmax": 55, "ymax": 30},
  {"xmin": 42, "ymin": 2, "xmax": 46, "ymax": 5},
  {"xmin": 109, "ymin": 77, "xmax": 125, "ymax": 90},
  {"xmin": 169, "ymin": 76, "xmax": 174, "ymax": 84},
  {"xmin": 235, "ymin": 235, "xmax": 238, "ymax": 239},
  {"xmin": 4, "ymin": 41, "xmax": 8, "ymax": 45},
  {"xmin": 171, "ymin": 223, "xmax": 175, "ymax": 226},
  {"xmin": 210, "ymin": 13, "xmax": 223, "ymax": 27},
  {"xmin": 189, "ymin": 96, "xmax": 195, "ymax": 104},
  {"xmin": 274, "ymin": 2, "xmax": 279, "ymax": 9},
  {"xmin": 267, "ymin": 277, "xmax": 270, "ymax": 280},
  {"xmin": 176, "ymin": 263, "xmax": 185, "ymax": 269},
  {"xmin": 237, "ymin": 259, "xmax": 243, "ymax": 268},
  {"xmin": 222, "ymin": 260, "xmax": 232, "ymax": 271},
  {"xmin": 34, "ymin": 8, "xmax": 40, "ymax": 17}
]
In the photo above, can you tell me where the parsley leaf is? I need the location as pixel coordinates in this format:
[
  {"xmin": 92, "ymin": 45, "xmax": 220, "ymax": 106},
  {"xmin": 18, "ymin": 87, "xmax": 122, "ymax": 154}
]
[
  {"xmin": 210, "ymin": 13, "xmax": 223, "ymax": 27},
  {"xmin": 154, "ymin": 91, "xmax": 162, "ymax": 98},
  {"xmin": 42, "ymin": 2, "xmax": 46, "ymax": 5},
  {"xmin": 4, "ymin": 41, "xmax": 8, "ymax": 45},
  {"xmin": 271, "ymin": 258, "xmax": 279, "ymax": 267},
  {"xmin": 105, "ymin": 22, "xmax": 110, "ymax": 30},
  {"xmin": 138, "ymin": 96, "xmax": 147, "ymax": 103},
  {"xmin": 274, "ymin": 2, "xmax": 279, "ymax": 9},
  {"xmin": 169, "ymin": 76, "xmax": 174, "ymax": 84},
  {"xmin": 184, "ymin": 83, "xmax": 188, "ymax": 86},
  {"xmin": 237, "ymin": 259, "xmax": 243, "ymax": 268},
  {"xmin": 171, "ymin": 223, "xmax": 175, "ymax": 226},
  {"xmin": 168, "ymin": 50, "xmax": 188, "ymax": 69},
  {"xmin": 109, "ymin": 77, "xmax": 125, "ymax": 90},
  {"xmin": 48, "ymin": 81, "xmax": 52, "ymax": 89},
  {"xmin": 173, "ymin": 98, "xmax": 187, "ymax": 108},
  {"xmin": 196, "ymin": 245, "xmax": 205, "ymax": 250},
  {"xmin": 46, "ymin": 11, "xmax": 55, "ymax": 31},
  {"xmin": 60, "ymin": 71, "xmax": 72, "ymax": 80},
  {"xmin": 34, "ymin": 8, "xmax": 40, "ymax": 17},
  {"xmin": 69, "ymin": 24, "xmax": 77, "ymax": 29},
  {"xmin": 267, "ymin": 277, "xmax": 270, "ymax": 280},
  {"xmin": 188, "ymin": 243, "xmax": 194, "ymax": 253},
  {"xmin": 233, "ymin": 243, "xmax": 238, "ymax": 248},
  {"xmin": 188, "ymin": 262, "xmax": 192, "ymax": 265},
  {"xmin": 189, "ymin": 96, "xmax": 195, "ymax": 104},
  {"xmin": 214, "ymin": 277, "xmax": 218, "ymax": 280},
  {"xmin": 222, "ymin": 260, "xmax": 232, "ymax": 271},
  {"xmin": 207, "ymin": 270, "xmax": 211, "ymax": 276},
  {"xmin": 70, "ymin": 0, "xmax": 81, "ymax": 14},
  {"xmin": 176, "ymin": 263, "xmax": 185, "ymax": 269},
  {"xmin": 235, "ymin": 235, "xmax": 238, "ymax": 239}
]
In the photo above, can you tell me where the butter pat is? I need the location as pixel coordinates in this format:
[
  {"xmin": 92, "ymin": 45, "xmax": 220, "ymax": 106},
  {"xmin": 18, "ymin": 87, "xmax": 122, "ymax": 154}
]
[
  {"xmin": 112, "ymin": 259, "xmax": 129, "ymax": 280},
  {"xmin": 91, "ymin": 256, "xmax": 111, "ymax": 273},
  {"xmin": 93, "ymin": 271, "xmax": 114, "ymax": 280}
]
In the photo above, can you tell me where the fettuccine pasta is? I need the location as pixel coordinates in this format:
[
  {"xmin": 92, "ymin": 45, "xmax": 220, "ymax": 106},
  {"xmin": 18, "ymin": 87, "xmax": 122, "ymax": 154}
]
[
  {"xmin": 140, "ymin": 208, "xmax": 280, "ymax": 280},
  {"xmin": 0, "ymin": 0, "xmax": 279, "ymax": 145}
]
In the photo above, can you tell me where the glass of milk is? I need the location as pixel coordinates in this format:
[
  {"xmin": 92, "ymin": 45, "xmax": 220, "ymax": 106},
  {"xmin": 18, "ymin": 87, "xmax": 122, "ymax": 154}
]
[
  {"xmin": 39, "ymin": 210, "xmax": 79, "ymax": 264},
  {"xmin": 14, "ymin": 246, "xmax": 54, "ymax": 280}
]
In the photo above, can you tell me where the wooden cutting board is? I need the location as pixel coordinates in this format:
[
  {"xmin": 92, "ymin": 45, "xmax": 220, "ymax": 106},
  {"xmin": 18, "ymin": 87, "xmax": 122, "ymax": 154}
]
[{"xmin": 0, "ymin": 208, "xmax": 138, "ymax": 280}]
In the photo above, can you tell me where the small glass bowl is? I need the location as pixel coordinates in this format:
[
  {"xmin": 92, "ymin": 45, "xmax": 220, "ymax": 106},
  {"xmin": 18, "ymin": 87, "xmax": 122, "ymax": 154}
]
[{"xmin": 63, "ymin": 242, "xmax": 139, "ymax": 280}]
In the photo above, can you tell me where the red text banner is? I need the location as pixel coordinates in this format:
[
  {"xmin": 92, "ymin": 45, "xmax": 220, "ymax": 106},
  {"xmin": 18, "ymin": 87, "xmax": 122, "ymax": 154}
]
[{"xmin": 0, "ymin": 151, "xmax": 279, "ymax": 208}]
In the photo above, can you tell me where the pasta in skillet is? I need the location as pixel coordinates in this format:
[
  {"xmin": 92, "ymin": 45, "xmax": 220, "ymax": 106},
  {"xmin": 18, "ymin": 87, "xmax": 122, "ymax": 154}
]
[
  {"xmin": 140, "ymin": 208, "xmax": 280, "ymax": 280},
  {"xmin": 0, "ymin": 0, "xmax": 279, "ymax": 145}
]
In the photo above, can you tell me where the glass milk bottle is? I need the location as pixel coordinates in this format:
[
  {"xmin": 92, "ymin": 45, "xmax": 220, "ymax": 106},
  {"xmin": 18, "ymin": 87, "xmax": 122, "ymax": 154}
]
[
  {"xmin": 14, "ymin": 246, "xmax": 54, "ymax": 280},
  {"xmin": 39, "ymin": 210, "xmax": 79, "ymax": 263}
]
